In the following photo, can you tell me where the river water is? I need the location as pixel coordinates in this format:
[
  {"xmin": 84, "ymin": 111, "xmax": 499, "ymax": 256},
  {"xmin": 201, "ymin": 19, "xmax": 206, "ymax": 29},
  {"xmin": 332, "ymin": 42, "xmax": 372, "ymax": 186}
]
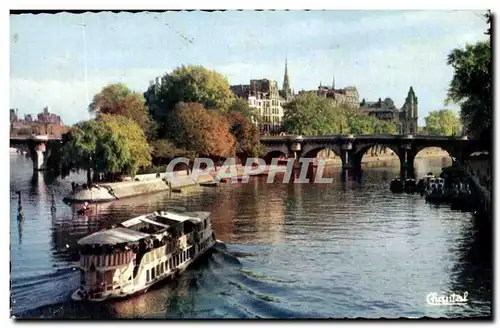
[{"xmin": 9, "ymin": 153, "xmax": 492, "ymax": 319}]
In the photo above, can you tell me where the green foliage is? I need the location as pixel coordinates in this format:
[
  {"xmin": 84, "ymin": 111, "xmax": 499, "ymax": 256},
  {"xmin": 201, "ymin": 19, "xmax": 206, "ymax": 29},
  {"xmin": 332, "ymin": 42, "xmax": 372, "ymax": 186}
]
[
  {"xmin": 62, "ymin": 115, "xmax": 152, "ymax": 180},
  {"xmin": 229, "ymin": 97, "xmax": 261, "ymax": 124},
  {"xmin": 61, "ymin": 119, "xmax": 105, "ymax": 182},
  {"xmin": 99, "ymin": 114, "xmax": 152, "ymax": 176},
  {"xmin": 424, "ymin": 109, "xmax": 462, "ymax": 136},
  {"xmin": 89, "ymin": 83, "xmax": 156, "ymax": 139},
  {"xmin": 283, "ymin": 93, "xmax": 400, "ymax": 135},
  {"xmin": 151, "ymin": 138, "xmax": 196, "ymax": 161},
  {"xmin": 145, "ymin": 65, "xmax": 234, "ymax": 138},
  {"xmin": 283, "ymin": 93, "xmax": 346, "ymax": 135},
  {"xmin": 446, "ymin": 40, "xmax": 491, "ymax": 140}
]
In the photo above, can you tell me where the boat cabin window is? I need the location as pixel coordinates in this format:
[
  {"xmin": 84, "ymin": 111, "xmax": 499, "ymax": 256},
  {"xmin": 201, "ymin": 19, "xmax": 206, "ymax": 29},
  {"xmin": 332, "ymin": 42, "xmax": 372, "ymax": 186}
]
[
  {"xmin": 146, "ymin": 270, "xmax": 150, "ymax": 282},
  {"xmin": 151, "ymin": 268, "xmax": 156, "ymax": 280}
]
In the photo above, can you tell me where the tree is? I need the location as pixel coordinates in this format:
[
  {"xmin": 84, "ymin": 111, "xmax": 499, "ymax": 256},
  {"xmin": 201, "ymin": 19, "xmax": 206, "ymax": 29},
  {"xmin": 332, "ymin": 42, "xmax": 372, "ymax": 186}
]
[
  {"xmin": 61, "ymin": 119, "xmax": 107, "ymax": 184},
  {"xmin": 346, "ymin": 111, "xmax": 375, "ymax": 135},
  {"xmin": 144, "ymin": 65, "xmax": 234, "ymax": 138},
  {"xmin": 227, "ymin": 111, "xmax": 262, "ymax": 157},
  {"xmin": 374, "ymin": 119, "xmax": 400, "ymax": 135},
  {"xmin": 89, "ymin": 83, "xmax": 156, "ymax": 138},
  {"xmin": 99, "ymin": 114, "xmax": 152, "ymax": 176},
  {"xmin": 446, "ymin": 39, "xmax": 491, "ymax": 141},
  {"xmin": 283, "ymin": 93, "xmax": 345, "ymax": 135},
  {"xmin": 151, "ymin": 139, "xmax": 196, "ymax": 165},
  {"xmin": 89, "ymin": 83, "xmax": 131, "ymax": 114},
  {"xmin": 228, "ymin": 97, "xmax": 260, "ymax": 124},
  {"xmin": 167, "ymin": 102, "xmax": 235, "ymax": 158},
  {"xmin": 61, "ymin": 115, "xmax": 152, "ymax": 183},
  {"xmin": 424, "ymin": 109, "xmax": 462, "ymax": 136}
]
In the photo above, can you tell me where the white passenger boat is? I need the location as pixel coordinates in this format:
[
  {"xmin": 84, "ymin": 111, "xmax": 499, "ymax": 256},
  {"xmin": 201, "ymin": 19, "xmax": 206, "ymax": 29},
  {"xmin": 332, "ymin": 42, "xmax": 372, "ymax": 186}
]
[{"xmin": 71, "ymin": 210, "xmax": 216, "ymax": 302}]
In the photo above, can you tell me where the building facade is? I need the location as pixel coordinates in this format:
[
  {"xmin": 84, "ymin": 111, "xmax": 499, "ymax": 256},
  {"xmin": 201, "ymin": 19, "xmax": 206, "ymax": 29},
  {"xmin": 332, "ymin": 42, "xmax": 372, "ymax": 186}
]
[
  {"xmin": 10, "ymin": 106, "xmax": 66, "ymax": 137},
  {"xmin": 10, "ymin": 106, "xmax": 63, "ymax": 125},
  {"xmin": 360, "ymin": 86, "xmax": 419, "ymax": 134},
  {"xmin": 313, "ymin": 78, "xmax": 360, "ymax": 109},
  {"xmin": 230, "ymin": 59, "xmax": 293, "ymax": 134}
]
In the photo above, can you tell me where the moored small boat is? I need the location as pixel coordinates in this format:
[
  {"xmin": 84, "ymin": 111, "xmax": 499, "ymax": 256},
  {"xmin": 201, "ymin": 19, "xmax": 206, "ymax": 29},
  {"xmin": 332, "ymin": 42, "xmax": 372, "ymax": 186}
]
[
  {"xmin": 390, "ymin": 178, "xmax": 404, "ymax": 193},
  {"xmin": 71, "ymin": 209, "xmax": 216, "ymax": 302}
]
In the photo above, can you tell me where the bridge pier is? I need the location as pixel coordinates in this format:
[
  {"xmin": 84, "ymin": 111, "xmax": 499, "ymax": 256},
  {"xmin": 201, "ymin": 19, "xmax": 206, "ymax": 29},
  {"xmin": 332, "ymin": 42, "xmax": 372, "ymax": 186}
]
[
  {"xmin": 397, "ymin": 146, "xmax": 416, "ymax": 179},
  {"xmin": 29, "ymin": 142, "xmax": 50, "ymax": 172}
]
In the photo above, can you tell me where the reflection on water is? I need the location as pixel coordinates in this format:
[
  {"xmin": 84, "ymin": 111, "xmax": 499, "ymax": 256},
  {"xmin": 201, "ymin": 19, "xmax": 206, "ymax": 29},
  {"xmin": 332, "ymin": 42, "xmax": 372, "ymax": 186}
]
[{"xmin": 9, "ymin": 153, "xmax": 490, "ymax": 318}]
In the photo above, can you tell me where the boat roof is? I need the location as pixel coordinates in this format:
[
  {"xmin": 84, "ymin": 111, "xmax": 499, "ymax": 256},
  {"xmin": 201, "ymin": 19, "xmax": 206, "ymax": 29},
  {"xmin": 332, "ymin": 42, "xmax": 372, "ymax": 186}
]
[
  {"xmin": 77, "ymin": 211, "xmax": 211, "ymax": 246},
  {"xmin": 77, "ymin": 227, "xmax": 150, "ymax": 245}
]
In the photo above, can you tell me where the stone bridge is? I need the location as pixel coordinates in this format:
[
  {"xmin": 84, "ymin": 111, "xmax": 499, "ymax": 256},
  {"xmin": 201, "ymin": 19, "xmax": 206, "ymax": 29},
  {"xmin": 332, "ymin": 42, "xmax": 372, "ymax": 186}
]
[
  {"xmin": 10, "ymin": 135, "xmax": 63, "ymax": 171},
  {"xmin": 260, "ymin": 134, "xmax": 485, "ymax": 178}
]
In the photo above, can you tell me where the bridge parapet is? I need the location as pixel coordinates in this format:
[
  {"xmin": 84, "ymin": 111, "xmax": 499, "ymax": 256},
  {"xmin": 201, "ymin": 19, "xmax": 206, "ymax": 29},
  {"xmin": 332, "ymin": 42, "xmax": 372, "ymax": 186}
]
[{"xmin": 260, "ymin": 134, "xmax": 484, "ymax": 178}]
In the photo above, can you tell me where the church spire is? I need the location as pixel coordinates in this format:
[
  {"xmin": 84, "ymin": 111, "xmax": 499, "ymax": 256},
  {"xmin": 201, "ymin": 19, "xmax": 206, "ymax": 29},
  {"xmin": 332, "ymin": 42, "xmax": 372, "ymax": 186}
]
[{"xmin": 282, "ymin": 57, "xmax": 291, "ymax": 100}]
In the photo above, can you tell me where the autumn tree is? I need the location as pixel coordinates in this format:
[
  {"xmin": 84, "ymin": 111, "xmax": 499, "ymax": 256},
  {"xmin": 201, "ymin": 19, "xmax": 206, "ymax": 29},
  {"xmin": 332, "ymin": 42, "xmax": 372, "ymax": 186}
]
[
  {"xmin": 144, "ymin": 65, "xmax": 234, "ymax": 138},
  {"xmin": 166, "ymin": 102, "xmax": 235, "ymax": 158},
  {"xmin": 89, "ymin": 83, "xmax": 156, "ymax": 138},
  {"xmin": 227, "ymin": 111, "xmax": 263, "ymax": 158},
  {"xmin": 424, "ymin": 109, "xmax": 462, "ymax": 136}
]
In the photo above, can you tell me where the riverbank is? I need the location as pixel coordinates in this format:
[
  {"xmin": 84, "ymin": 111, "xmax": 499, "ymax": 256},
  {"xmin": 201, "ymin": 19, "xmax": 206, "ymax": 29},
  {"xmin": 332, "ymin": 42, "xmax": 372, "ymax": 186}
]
[{"xmin": 63, "ymin": 165, "xmax": 257, "ymax": 203}]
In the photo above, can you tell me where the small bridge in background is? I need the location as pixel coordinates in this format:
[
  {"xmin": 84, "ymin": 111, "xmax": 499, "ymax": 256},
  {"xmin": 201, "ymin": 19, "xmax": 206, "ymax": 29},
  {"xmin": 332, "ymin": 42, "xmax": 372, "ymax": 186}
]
[{"xmin": 10, "ymin": 135, "xmax": 63, "ymax": 171}]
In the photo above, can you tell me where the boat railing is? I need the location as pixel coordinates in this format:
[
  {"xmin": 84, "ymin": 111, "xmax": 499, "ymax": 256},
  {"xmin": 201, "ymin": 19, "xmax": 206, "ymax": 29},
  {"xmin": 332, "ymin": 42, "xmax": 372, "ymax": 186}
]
[
  {"xmin": 131, "ymin": 230, "xmax": 202, "ymax": 285},
  {"xmin": 80, "ymin": 251, "xmax": 135, "ymax": 270}
]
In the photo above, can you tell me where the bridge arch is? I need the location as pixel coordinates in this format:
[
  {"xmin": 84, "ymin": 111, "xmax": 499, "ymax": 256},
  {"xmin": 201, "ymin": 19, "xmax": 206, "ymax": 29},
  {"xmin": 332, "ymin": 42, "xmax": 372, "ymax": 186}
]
[
  {"xmin": 262, "ymin": 150, "xmax": 289, "ymax": 165},
  {"xmin": 414, "ymin": 145, "xmax": 454, "ymax": 160},
  {"xmin": 353, "ymin": 143, "xmax": 402, "ymax": 167},
  {"xmin": 300, "ymin": 144, "xmax": 344, "ymax": 166}
]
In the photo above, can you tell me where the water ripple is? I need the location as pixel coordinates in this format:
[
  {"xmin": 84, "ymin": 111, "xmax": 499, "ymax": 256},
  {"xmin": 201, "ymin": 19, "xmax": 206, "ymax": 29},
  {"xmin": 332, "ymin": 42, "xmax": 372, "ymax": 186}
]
[{"xmin": 9, "ymin": 155, "xmax": 491, "ymax": 318}]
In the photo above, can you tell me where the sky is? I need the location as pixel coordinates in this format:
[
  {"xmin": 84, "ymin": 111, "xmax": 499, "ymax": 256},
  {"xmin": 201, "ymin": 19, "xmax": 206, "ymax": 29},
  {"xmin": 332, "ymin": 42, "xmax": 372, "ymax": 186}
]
[{"xmin": 10, "ymin": 10, "xmax": 490, "ymax": 126}]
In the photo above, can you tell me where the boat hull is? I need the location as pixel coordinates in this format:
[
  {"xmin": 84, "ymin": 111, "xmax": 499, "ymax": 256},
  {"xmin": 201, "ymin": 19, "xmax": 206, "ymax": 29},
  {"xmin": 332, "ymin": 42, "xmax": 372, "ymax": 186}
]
[{"xmin": 71, "ymin": 237, "xmax": 217, "ymax": 302}]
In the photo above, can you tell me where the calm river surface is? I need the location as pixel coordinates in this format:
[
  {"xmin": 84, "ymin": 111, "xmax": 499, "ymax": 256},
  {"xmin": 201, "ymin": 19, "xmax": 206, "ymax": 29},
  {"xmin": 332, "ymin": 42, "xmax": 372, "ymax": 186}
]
[{"xmin": 10, "ymin": 153, "xmax": 492, "ymax": 319}]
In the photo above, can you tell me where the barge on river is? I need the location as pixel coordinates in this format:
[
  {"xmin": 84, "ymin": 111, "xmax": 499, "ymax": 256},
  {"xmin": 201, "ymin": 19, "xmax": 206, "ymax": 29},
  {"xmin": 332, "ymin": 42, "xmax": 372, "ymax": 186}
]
[{"xmin": 71, "ymin": 210, "xmax": 216, "ymax": 302}]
